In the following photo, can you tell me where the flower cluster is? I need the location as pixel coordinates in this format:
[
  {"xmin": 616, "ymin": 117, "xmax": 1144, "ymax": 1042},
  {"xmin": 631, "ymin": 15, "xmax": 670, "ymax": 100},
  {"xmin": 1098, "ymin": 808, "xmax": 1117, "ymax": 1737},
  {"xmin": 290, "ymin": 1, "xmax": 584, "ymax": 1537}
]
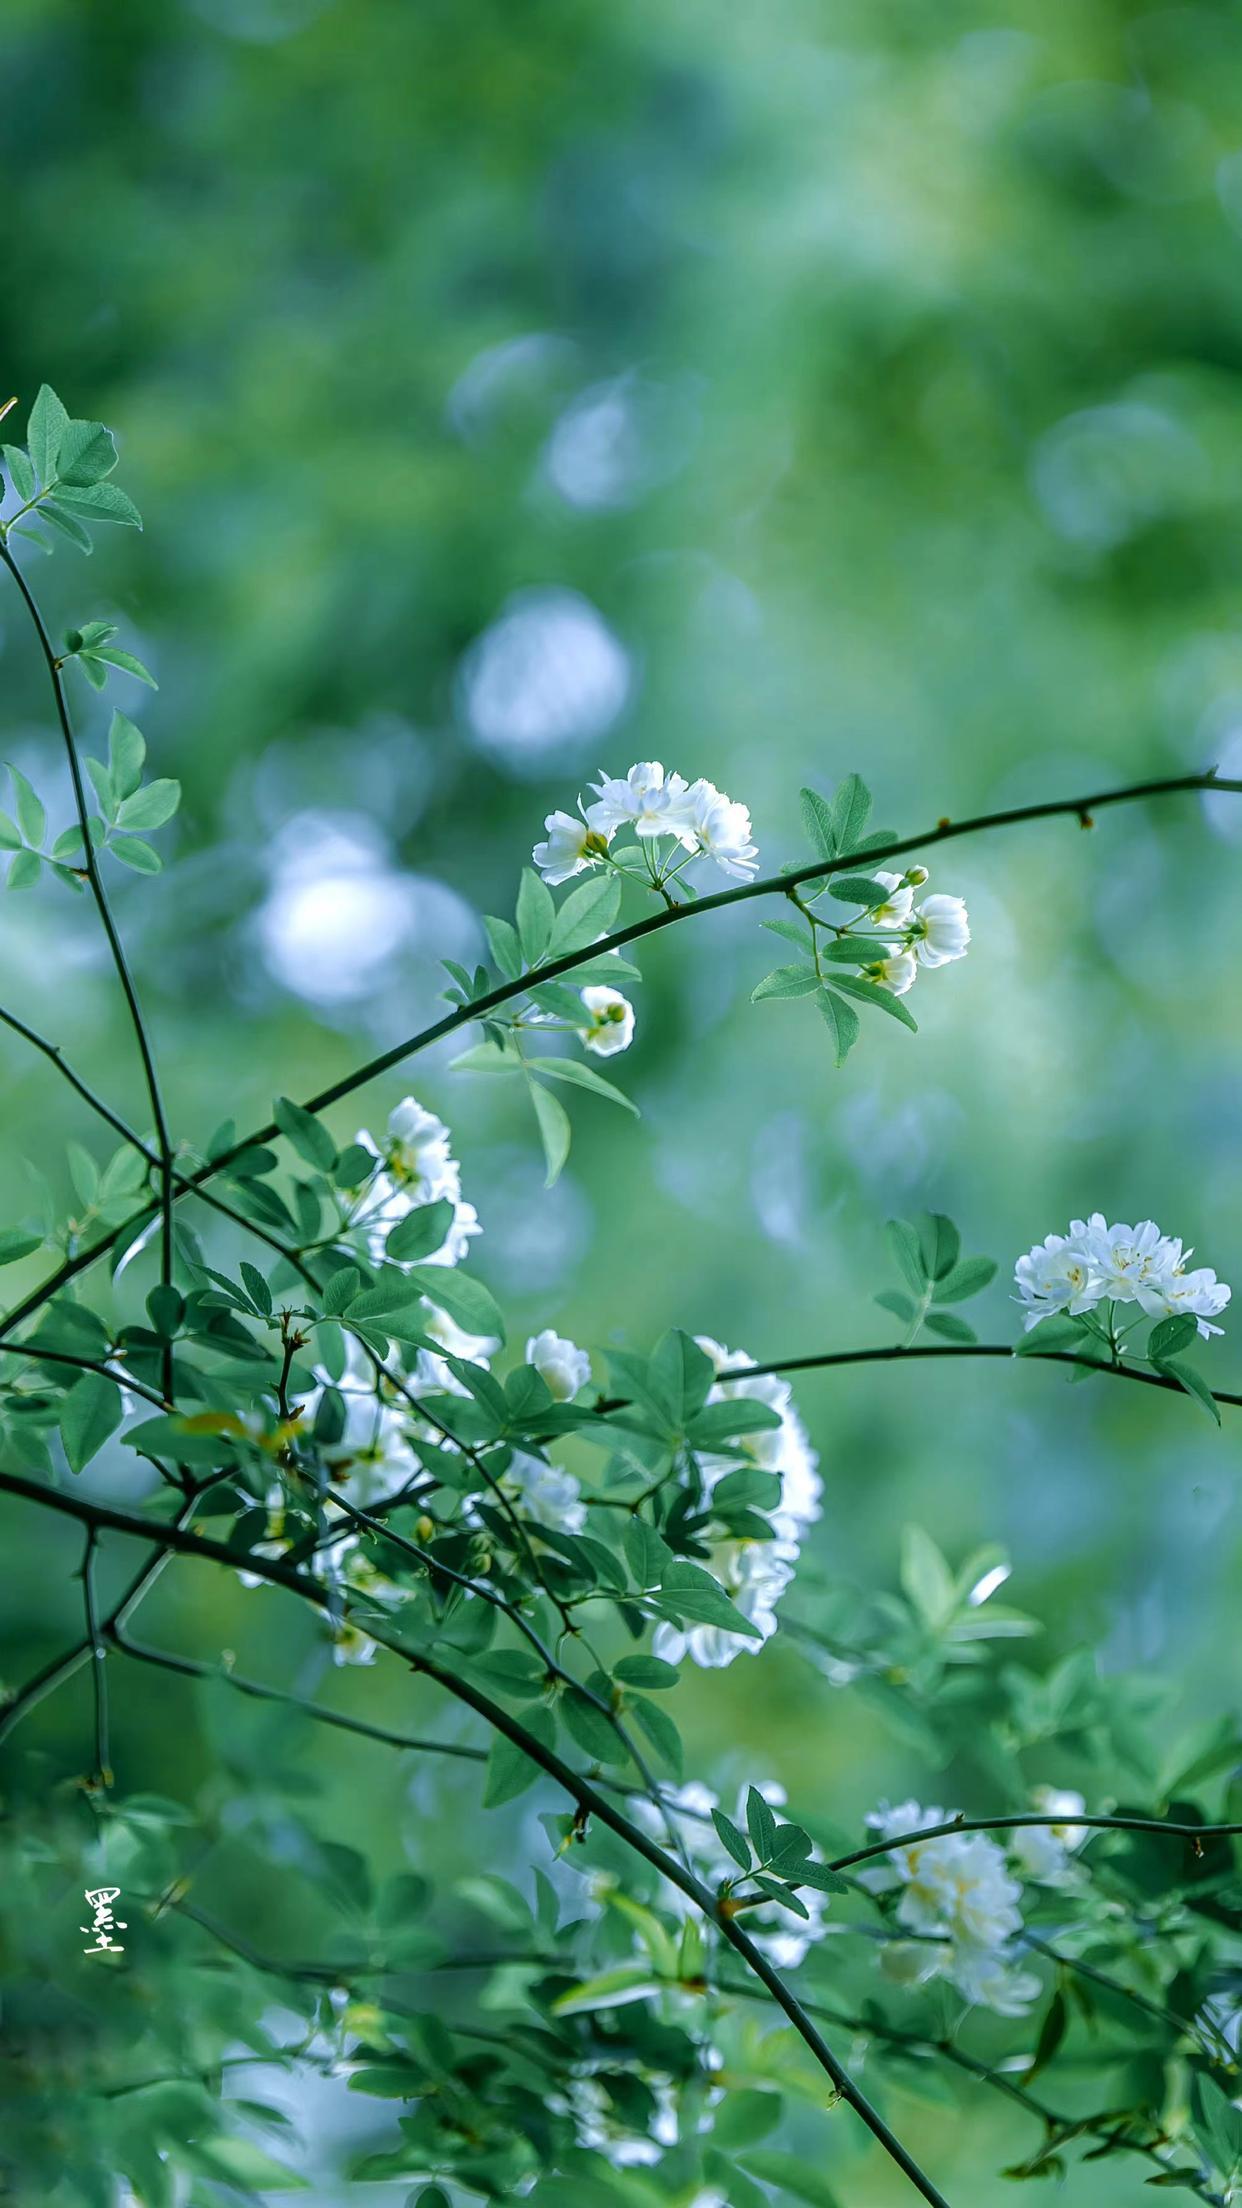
[
  {"xmin": 351, "ymin": 1095, "xmax": 482, "ymax": 1271},
  {"xmin": 1015, "ymin": 1213, "xmax": 1231, "ymax": 1338},
  {"xmin": 534, "ymin": 759, "xmax": 758, "ymax": 886},
  {"xmin": 832, "ymin": 867, "xmax": 970, "ymax": 997},
  {"xmin": 864, "ymin": 1789, "xmax": 1087, "ymax": 2014},
  {"xmin": 654, "ymin": 1338, "xmax": 821, "ymax": 1670}
]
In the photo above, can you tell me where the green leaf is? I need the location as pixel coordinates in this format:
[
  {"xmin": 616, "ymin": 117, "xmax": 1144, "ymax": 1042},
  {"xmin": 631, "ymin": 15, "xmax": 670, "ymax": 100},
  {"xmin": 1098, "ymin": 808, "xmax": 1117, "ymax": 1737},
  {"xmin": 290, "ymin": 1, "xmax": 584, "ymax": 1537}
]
[
  {"xmin": 827, "ymin": 874, "xmax": 893, "ymax": 906},
  {"xmin": 901, "ymin": 1523, "xmax": 955, "ymax": 1625},
  {"xmin": 111, "ymin": 836, "xmax": 161, "ymax": 874},
  {"xmin": 887, "ymin": 1217, "xmax": 929, "ymax": 1294},
  {"xmin": 875, "ymin": 1288, "xmax": 915, "ymax": 1322},
  {"xmin": 0, "ymin": 1229, "xmax": 43, "ymax": 1264},
  {"xmin": 385, "ymin": 1199, "xmax": 456, "ymax": 1262},
  {"xmin": 530, "ymin": 1056, "xmax": 638, "ymax": 1113},
  {"xmin": 115, "ymin": 778, "xmax": 180, "ymax": 832},
  {"xmin": 1148, "ymin": 1313, "xmax": 1199, "ymax": 1363},
  {"xmin": 826, "ymin": 970, "xmax": 918, "ymax": 1031},
  {"xmin": 548, "ymin": 871, "xmax": 621, "ymax": 957},
  {"xmin": 239, "ymin": 1261, "xmax": 273, "ymax": 1317},
  {"xmin": 107, "ymin": 713, "xmax": 146, "ymax": 798},
  {"xmin": 746, "ymin": 1785, "xmax": 779, "ymax": 1862},
  {"xmin": 9, "ymin": 766, "xmax": 45, "ymax": 847},
  {"xmin": 0, "ymin": 811, "xmax": 20, "ymax": 849},
  {"xmin": 560, "ymin": 1686, "xmax": 623, "ymax": 1763},
  {"xmin": 40, "ymin": 500, "xmax": 93, "ymax": 551},
  {"xmin": 85, "ymin": 757, "xmax": 115, "ymax": 819},
  {"xmin": 483, "ymin": 912, "xmax": 522, "ymax": 979},
  {"xmin": 530, "ymin": 1079, "xmax": 572, "ymax": 1188},
  {"xmin": 3, "ymin": 444, "xmax": 35, "ymax": 501},
  {"xmin": 711, "ymin": 1807, "xmax": 751, "ymax": 1869},
  {"xmin": 55, "ymin": 420, "xmax": 118, "ymax": 487},
  {"xmin": 799, "ymin": 785, "xmax": 836, "ymax": 860},
  {"xmin": 550, "ymin": 1963, "xmax": 661, "ymax": 2016},
  {"xmin": 273, "ymin": 1094, "xmax": 337, "ymax": 1173},
  {"xmin": 629, "ymin": 1692, "xmax": 682, "ymax": 1775},
  {"xmin": 27, "ymin": 385, "xmax": 69, "ymax": 484},
  {"xmin": 614, "ymin": 1654, "xmax": 679, "ymax": 1690},
  {"xmin": 91, "ymin": 644, "xmax": 157, "ymax": 688},
  {"xmin": 830, "ymin": 771, "xmax": 872, "ymax": 853},
  {"xmin": 60, "ymin": 1372, "xmax": 123, "ymax": 1473},
  {"xmin": 515, "ymin": 866, "xmax": 555, "ymax": 964},
  {"xmin": 933, "ymin": 1255, "xmax": 997, "ymax": 1303},
  {"xmin": 751, "ymin": 963, "xmax": 819, "ymax": 1001},
  {"xmin": 6, "ymin": 849, "xmax": 42, "ymax": 889},
  {"xmin": 1161, "ymin": 1357, "xmax": 1221, "ymax": 1425},
  {"xmin": 483, "ymin": 1706, "xmax": 555, "ymax": 1806},
  {"xmin": 320, "ymin": 1265, "xmax": 360, "ymax": 1316},
  {"xmin": 54, "ymin": 480, "xmax": 142, "ymax": 528},
  {"xmin": 741, "ymin": 2149, "xmax": 844, "ymax": 2206},
  {"xmin": 815, "ymin": 987, "xmax": 860, "ymax": 1066},
  {"xmin": 623, "ymin": 1516, "xmax": 672, "ymax": 1589},
  {"xmin": 648, "ymin": 1327, "xmax": 715, "ymax": 1422},
  {"xmin": 795, "ymin": 1859, "xmax": 851, "ymax": 1894},
  {"xmin": 917, "ymin": 1212, "xmax": 960, "ymax": 1281},
  {"xmin": 923, "ymin": 1310, "xmax": 976, "ymax": 1344},
  {"xmin": 405, "ymin": 1263, "xmax": 505, "ymax": 1345}
]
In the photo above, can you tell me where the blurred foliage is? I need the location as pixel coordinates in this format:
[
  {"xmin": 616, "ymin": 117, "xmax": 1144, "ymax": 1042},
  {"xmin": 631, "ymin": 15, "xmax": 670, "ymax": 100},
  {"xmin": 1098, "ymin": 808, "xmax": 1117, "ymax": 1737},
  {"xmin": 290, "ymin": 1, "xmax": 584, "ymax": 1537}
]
[{"xmin": 3, "ymin": 0, "xmax": 1242, "ymax": 2202}]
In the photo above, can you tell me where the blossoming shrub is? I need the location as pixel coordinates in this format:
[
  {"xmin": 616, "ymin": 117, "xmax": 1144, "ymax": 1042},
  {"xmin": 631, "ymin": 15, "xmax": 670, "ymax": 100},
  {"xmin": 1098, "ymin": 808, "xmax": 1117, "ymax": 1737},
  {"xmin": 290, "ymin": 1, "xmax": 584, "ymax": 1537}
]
[{"xmin": 3, "ymin": 389, "xmax": 1242, "ymax": 2208}]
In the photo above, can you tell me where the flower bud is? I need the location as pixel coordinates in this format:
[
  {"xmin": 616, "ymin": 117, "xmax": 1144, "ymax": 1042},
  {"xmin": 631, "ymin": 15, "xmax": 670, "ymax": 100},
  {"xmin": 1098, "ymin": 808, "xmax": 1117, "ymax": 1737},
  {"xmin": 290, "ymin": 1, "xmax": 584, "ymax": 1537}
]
[{"xmin": 904, "ymin": 864, "xmax": 929, "ymax": 887}]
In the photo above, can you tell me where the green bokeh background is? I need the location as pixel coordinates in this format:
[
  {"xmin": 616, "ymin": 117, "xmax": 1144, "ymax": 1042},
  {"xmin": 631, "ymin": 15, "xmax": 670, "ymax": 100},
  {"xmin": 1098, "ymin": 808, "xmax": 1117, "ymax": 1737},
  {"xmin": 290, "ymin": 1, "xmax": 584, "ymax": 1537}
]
[{"xmin": 2, "ymin": 1, "xmax": 1241, "ymax": 2199}]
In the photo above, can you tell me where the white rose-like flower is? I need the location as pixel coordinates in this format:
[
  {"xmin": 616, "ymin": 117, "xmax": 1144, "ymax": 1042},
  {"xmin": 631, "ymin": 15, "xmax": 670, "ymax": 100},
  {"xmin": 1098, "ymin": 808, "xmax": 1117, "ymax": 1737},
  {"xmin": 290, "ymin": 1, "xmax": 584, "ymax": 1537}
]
[
  {"xmin": 586, "ymin": 761, "xmax": 691, "ymax": 840},
  {"xmin": 864, "ymin": 1799, "xmax": 1034, "ymax": 2015},
  {"xmin": 330, "ymin": 1622, "xmax": 379, "ymax": 1667},
  {"xmin": 910, "ymin": 891, "xmax": 970, "ymax": 966},
  {"xmin": 578, "ymin": 985, "xmax": 635, "ymax": 1056},
  {"xmin": 526, "ymin": 1327, "xmax": 591, "ymax": 1401},
  {"xmin": 682, "ymin": 778, "xmax": 759, "ymax": 880},
  {"xmin": 1162, "ymin": 1265, "xmax": 1231, "ymax": 1338},
  {"xmin": 533, "ymin": 808, "xmax": 610, "ymax": 885},
  {"xmin": 861, "ymin": 948, "xmax": 918, "ymax": 996},
  {"xmin": 1076, "ymin": 1214, "xmax": 1181, "ymax": 1311},
  {"xmin": 1010, "ymin": 1788, "xmax": 1088, "ymax": 1882},
  {"xmin": 1013, "ymin": 1231, "xmax": 1102, "ymax": 1329},
  {"xmin": 504, "ymin": 1449, "xmax": 586, "ymax": 1534},
  {"xmin": 859, "ymin": 870, "xmax": 915, "ymax": 929}
]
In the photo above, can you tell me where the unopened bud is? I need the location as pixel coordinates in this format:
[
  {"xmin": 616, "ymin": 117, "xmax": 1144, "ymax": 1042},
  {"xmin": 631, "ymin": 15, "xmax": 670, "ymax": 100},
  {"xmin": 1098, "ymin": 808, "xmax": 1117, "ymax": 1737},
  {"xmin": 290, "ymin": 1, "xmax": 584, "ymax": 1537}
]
[
  {"xmin": 904, "ymin": 864, "xmax": 929, "ymax": 887},
  {"xmin": 415, "ymin": 1514, "xmax": 434, "ymax": 1543}
]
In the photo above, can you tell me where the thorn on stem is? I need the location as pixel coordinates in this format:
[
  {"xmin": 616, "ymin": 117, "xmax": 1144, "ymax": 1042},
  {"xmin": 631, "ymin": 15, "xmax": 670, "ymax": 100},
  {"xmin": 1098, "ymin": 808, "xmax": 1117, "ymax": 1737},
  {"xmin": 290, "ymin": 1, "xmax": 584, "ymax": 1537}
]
[{"xmin": 1078, "ymin": 810, "xmax": 1094, "ymax": 830}]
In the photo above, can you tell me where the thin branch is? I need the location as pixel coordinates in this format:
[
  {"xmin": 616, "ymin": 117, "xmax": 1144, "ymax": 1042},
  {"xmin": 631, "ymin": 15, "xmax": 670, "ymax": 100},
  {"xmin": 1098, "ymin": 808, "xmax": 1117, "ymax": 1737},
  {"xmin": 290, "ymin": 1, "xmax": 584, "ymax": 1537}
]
[
  {"xmin": 714, "ymin": 1339, "xmax": 1242, "ymax": 1412},
  {"xmin": 0, "ymin": 1340, "xmax": 167, "ymax": 1408},
  {"xmin": 78, "ymin": 1526, "xmax": 110, "ymax": 1788},
  {"xmin": 5, "ymin": 769, "xmax": 1242, "ymax": 1343},
  {"xmin": 827, "ymin": 1810, "xmax": 1242, "ymax": 1874},
  {"xmin": 0, "ymin": 542, "xmax": 176, "ymax": 1399}
]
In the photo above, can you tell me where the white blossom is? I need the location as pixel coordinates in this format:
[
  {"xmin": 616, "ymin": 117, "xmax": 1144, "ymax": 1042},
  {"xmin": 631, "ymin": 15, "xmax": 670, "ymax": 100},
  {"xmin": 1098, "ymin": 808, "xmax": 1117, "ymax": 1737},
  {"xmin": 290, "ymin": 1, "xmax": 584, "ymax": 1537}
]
[
  {"xmin": 586, "ymin": 761, "xmax": 692, "ymax": 840},
  {"xmin": 1014, "ymin": 1231, "xmax": 1104, "ymax": 1330},
  {"xmin": 856, "ymin": 870, "xmax": 915, "ymax": 929},
  {"xmin": 860, "ymin": 948, "xmax": 918, "ymax": 996},
  {"xmin": 504, "ymin": 1448, "xmax": 586, "ymax": 1534},
  {"xmin": 654, "ymin": 1337, "xmax": 820, "ymax": 1668},
  {"xmin": 909, "ymin": 891, "xmax": 971, "ymax": 967},
  {"xmin": 681, "ymin": 779, "xmax": 759, "ymax": 880},
  {"xmin": 578, "ymin": 985, "xmax": 635, "ymax": 1056},
  {"xmin": 864, "ymin": 1799, "xmax": 1036, "ymax": 2015},
  {"xmin": 526, "ymin": 1327, "xmax": 591, "ymax": 1401},
  {"xmin": 1015, "ymin": 1214, "xmax": 1231, "ymax": 1339},
  {"xmin": 1009, "ymin": 1789, "xmax": 1088, "ymax": 1883},
  {"xmin": 533, "ymin": 808, "xmax": 610, "ymax": 885}
]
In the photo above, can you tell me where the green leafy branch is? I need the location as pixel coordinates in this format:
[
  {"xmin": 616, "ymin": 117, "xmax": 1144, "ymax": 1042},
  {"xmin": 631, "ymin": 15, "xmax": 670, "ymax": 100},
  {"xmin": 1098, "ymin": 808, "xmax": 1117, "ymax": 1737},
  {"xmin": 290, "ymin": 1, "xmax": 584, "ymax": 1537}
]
[{"xmin": 0, "ymin": 383, "xmax": 142, "ymax": 554}]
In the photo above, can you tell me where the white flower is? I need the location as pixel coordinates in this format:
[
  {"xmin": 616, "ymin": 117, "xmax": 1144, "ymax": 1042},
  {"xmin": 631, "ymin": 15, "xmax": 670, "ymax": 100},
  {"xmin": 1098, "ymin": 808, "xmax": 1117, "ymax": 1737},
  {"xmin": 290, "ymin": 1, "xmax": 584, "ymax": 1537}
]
[
  {"xmin": 858, "ymin": 870, "xmax": 915, "ymax": 929},
  {"xmin": 864, "ymin": 1798, "xmax": 1033, "ymax": 2014},
  {"xmin": 352, "ymin": 1096, "xmax": 482, "ymax": 1271},
  {"xmin": 386, "ymin": 1097, "xmax": 461, "ymax": 1199},
  {"xmin": 681, "ymin": 778, "xmax": 759, "ymax": 880},
  {"xmin": 526, "ymin": 1327, "xmax": 591, "ymax": 1401},
  {"xmin": 533, "ymin": 808, "xmax": 610, "ymax": 885},
  {"xmin": 1010, "ymin": 1788, "xmax": 1088, "ymax": 1882},
  {"xmin": 909, "ymin": 891, "xmax": 970, "ymax": 967},
  {"xmin": 653, "ymin": 1337, "xmax": 820, "ymax": 1668},
  {"xmin": 329, "ymin": 1622, "xmax": 378, "ymax": 1666},
  {"xmin": 504, "ymin": 1449, "xmax": 586, "ymax": 1534},
  {"xmin": 860, "ymin": 948, "xmax": 918, "ymax": 996},
  {"xmin": 578, "ymin": 985, "xmax": 635, "ymax": 1056},
  {"xmin": 1013, "ymin": 1231, "xmax": 1103, "ymax": 1330},
  {"xmin": 1162, "ymin": 1265, "xmax": 1231, "ymax": 1339},
  {"xmin": 1076, "ymin": 1214, "xmax": 1181, "ymax": 1312},
  {"xmin": 586, "ymin": 761, "xmax": 692, "ymax": 841}
]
